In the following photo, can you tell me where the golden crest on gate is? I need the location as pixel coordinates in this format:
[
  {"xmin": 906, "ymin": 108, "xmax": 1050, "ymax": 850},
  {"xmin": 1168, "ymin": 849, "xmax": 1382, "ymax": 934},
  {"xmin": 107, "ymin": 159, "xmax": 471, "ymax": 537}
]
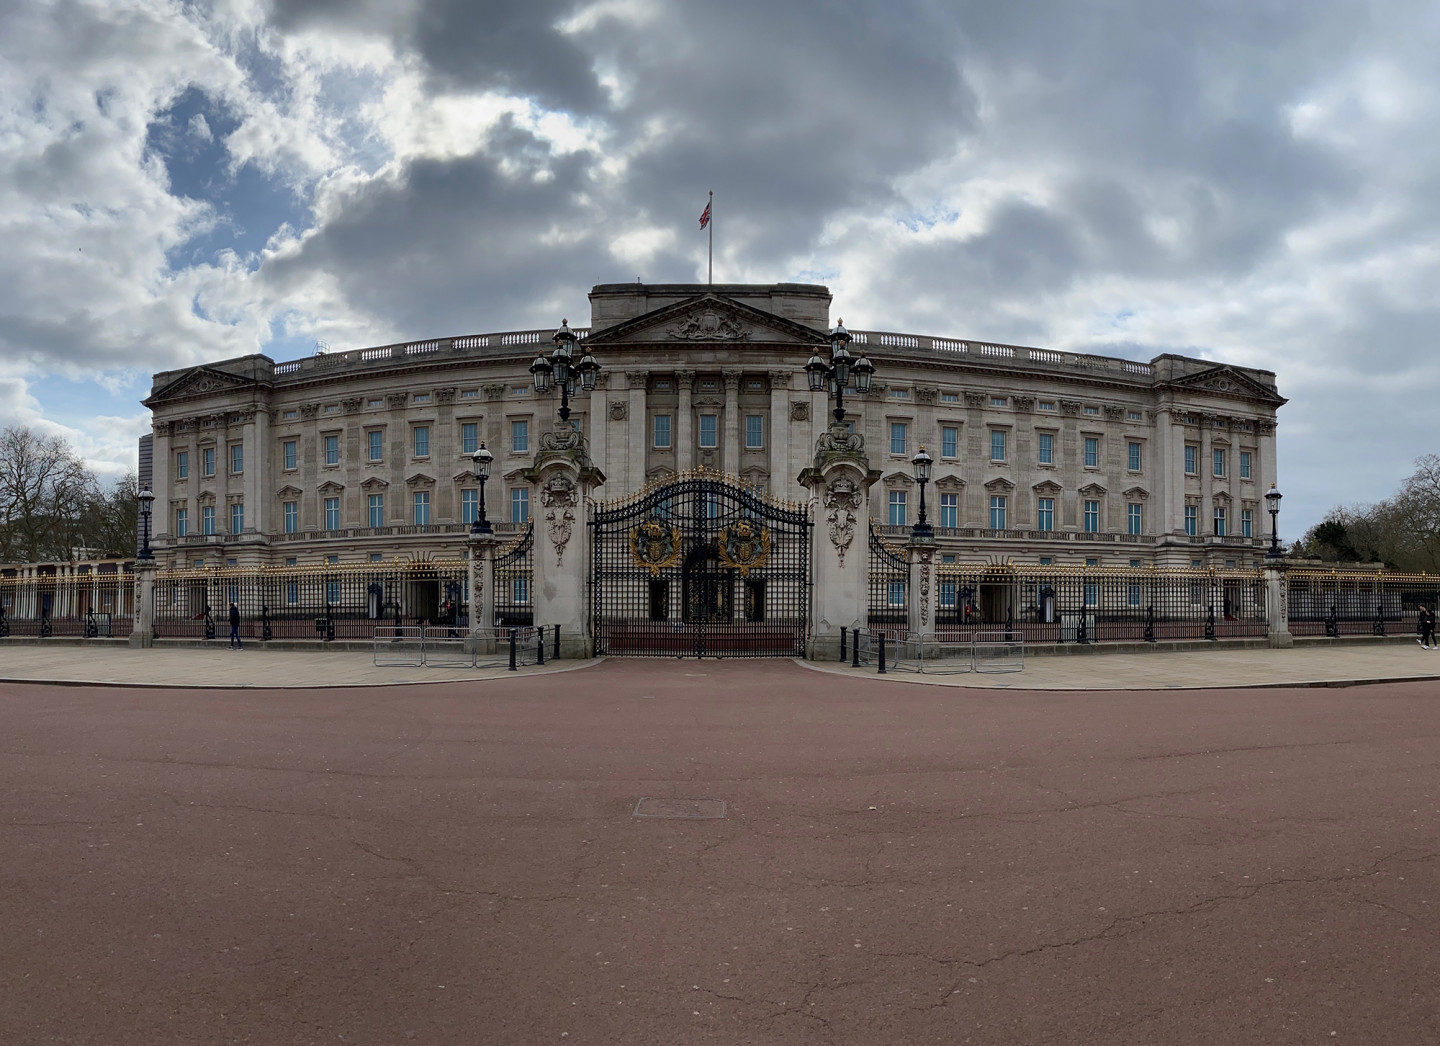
[
  {"xmin": 629, "ymin": 518, "xmax": 683, "ymax": 575},
  {"xmin": 716, "ymin": 520, "xmax": 770, "ymax": 577}
]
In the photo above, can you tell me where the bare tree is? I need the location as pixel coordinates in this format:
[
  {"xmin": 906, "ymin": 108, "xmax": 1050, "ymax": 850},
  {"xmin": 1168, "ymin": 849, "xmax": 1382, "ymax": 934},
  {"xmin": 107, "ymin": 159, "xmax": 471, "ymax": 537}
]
[
  {"xmin": 1299, "ymin": 454, "xmax": 1440, "ymax": 572},
  {"xmin": 0, "ymin": 425, "xmax": 100, "ymax": 563}
]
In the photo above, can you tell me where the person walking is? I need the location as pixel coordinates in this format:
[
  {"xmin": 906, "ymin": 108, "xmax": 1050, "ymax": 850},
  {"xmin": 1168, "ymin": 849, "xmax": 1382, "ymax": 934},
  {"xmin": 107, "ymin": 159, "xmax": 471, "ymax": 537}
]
[
  {"xmin": 1419, "ymin": 604, "xmax": 1437, "ymax": 650},
  {"xmin": 228, "ymin": 602, "xmax": 243, "ymax": 650}
]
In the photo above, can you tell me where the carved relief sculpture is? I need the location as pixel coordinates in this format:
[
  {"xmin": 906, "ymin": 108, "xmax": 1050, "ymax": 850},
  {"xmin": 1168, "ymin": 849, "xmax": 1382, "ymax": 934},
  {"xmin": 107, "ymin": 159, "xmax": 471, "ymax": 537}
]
[
  {"xmin": 917, "ymin": 547, "xmax": 933, "ymax": 627},
  {"xmin": 665, "ymin": 308, "xmax": 750, "ymax": 341},
  {"xmin": 823, "ymin": 475, "xmax": 862, "ymax": 567},
  {"xmin": 964, "ymin": 391, "xmax": 986, "ymax": 408},
  {"xmin": 609, "ymin": 401, "xmax": 628, "ymax": 421},
  {"xmin": 790, "ymin": 401, "xmax": 809, "ymax": 422},
  {"xmin": 386, "ymin": 393, "xmax": 409, "ymax": 409},
  {"xmin": 538, "ymin": 473, "xmax": 580, "ymax": 566},
  {"xmin": 300, "ymin": 403, "xmax": 321, "ymax": 420}
]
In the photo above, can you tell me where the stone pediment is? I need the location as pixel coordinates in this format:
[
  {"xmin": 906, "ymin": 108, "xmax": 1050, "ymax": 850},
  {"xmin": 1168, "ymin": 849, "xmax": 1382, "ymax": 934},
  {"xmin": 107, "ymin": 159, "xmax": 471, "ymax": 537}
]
[
  {"xmin": 1164, "ymin": 365, "xmax": 1286, "ymax": 405},
  {"xmin": 145, "ymin": 366, "xmax": 256, "ymax": 406},
  {"xmin": 585, "ymin": 293, "xmax": 829, "ymax": 348},
  {"xmin": 360, "ymin": 476, "xmax": 390, "ymax": 491},
  {"xmin": 317, "ymin": 479, "xmax": 345, "ymax": 494},
  {"xmin": 984, "ymin": 477, "xmax": 1015, "ymax": 493},
  {"xmin": 934, "ymin": 475, "xmax": 965, "ymax": 492},
  {"xmin": 1032, "ymin": 479, "xmax": 1062, "ymax": 496},
  {"xmin": 645, "ymin": 465, "xmax": 676, "ymax": 483},
  {"xmin": 405, "ymin": 472, "xmax": 435, "ymax": 488},
  {"xmin": 1078, "ymin": 482, "xmax": 1108, "ymax": 497},
  {"xmin": 883, "ymin": 472, "xmax": 914, "ymax": 487},
  {"xmin": 276, "ymin": 484, "xmax": 303, "ymax": 498},
  {"xmin": 1123, "ymin": 485, "xmax": 1150, "ymax": 501}
]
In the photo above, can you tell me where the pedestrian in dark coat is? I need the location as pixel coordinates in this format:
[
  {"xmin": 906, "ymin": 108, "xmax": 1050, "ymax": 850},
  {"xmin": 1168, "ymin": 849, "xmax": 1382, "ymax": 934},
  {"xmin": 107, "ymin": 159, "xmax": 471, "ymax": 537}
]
[
  {"xmin": 229, "ymin": 602, "xmax": 243, "ymax": 649},
  {"xmin": 1420, "ymin": 605, "xmax": 1437, "ymax": 650}
]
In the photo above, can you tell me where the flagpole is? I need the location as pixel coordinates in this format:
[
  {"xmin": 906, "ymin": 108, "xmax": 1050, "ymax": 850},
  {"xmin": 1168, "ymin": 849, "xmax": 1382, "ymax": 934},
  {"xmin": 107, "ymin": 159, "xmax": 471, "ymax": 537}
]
[{"xmin": 707, "ymin": 190, "xmax": 713, "ymax": 285}]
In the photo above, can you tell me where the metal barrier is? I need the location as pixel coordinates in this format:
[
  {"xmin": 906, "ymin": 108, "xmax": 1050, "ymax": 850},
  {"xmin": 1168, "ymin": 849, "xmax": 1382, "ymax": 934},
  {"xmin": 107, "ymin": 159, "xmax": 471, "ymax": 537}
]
[
  {"xmin": 971, "ymin": 631, "xmax": 1026, "ymax": 674},
  {"xmin": 422, "ymin": 626, "xmax": 472, "ymax": 667},
  {"xmin": 916, "ymin": 635, "xmax": 976, "ymax": 675},
  {"xmin": 373, "ymin": 625, "xmax": 425, "ymax": 666}
]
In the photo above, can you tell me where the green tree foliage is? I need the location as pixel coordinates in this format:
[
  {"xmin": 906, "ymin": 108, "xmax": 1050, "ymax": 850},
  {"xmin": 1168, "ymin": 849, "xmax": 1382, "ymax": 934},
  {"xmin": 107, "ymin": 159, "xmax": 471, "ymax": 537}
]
[
  {"xmin": 1297, "ymin": 455, "xmax": 1440, "ymax": 572},
  {"xmin": 0, "ymin": 425, "xmax": 137, "ymax": 563}
]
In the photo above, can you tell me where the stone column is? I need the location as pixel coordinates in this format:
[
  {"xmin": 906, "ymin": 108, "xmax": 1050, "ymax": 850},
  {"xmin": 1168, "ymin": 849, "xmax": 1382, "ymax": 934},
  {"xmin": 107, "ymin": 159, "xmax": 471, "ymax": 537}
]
[
  {"xmin": 799, "ymin": 422, "xmax": 880, "ymax": 658},
  {"xmin": 152, "ymin": 421, "xmax": 172, "ymax": 543},
  {"xmin": 128, "ymin": 559, "xmax": 157, "ymax": 648},
  {"xmin": 722, "ymin": 370, "xmax": 741, "ymax": 477},
  {"xmin": 525, "ymin": 427, "xmax": 606, "ymax": 656},
  {"xmin": 1264, "ymin": 559, "xmax": 1294, "ymax": 648},
  {"xmin": 676, "ymin": 371, "xmax": 695, "ymax": 474},
  {"xmin": 768, "ymin": 370, "xmax": 792, "ymax": 496},
  {"xmin": 466, "ymin": 530, "xmax": 498, "ymax": 654},
  {"xmin": 588, "ymin": 373, "xmax": 609, "ymax": 478}
]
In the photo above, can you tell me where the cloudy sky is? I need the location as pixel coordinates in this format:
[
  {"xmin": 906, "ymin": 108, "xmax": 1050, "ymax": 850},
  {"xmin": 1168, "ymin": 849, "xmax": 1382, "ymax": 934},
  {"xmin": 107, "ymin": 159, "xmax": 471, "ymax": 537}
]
[{"xmin": 2, "ymin": 0, "xmax": 1437, "ymax": 537}]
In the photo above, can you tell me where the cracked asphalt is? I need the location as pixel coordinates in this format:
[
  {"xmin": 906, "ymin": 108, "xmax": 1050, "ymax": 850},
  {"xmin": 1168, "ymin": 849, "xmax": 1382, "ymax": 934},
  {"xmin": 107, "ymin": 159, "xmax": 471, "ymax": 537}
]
[{"xmin": 3, "ymin": 660, "xmax": 1439, "ymax": 1044}]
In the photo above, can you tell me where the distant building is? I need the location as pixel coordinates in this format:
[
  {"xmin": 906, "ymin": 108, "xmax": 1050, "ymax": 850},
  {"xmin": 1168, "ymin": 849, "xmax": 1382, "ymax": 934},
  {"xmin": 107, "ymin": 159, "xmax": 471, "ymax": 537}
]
[{"xmin": 140, "ymin": 282, "xmax": 1284, "ymax": 569}]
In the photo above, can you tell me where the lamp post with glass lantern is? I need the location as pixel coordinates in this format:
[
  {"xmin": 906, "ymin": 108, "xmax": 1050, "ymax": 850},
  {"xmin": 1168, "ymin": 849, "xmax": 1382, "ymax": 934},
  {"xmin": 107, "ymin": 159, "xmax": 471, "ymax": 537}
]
[
  {"xmin": 137, "ymin": 486, "xmax": 155, "ymax": 560},
  {"xmin": 911, "ymin": 445, "xmax": 933, "ymax": 540},
  {"xmin": 1265, "ymin": 483, "xmax": 1283, "ymax": 559},
  {"xmin": 804, "ymin": 320, "xmax": 875, "ymax": 424},
  {"xmin": 530, "ymin": 319, "xmax": 600, "ymax": 424},
  {"xmin": 471, "ymin": 442, "xmax": 493, "ymax": 536}
]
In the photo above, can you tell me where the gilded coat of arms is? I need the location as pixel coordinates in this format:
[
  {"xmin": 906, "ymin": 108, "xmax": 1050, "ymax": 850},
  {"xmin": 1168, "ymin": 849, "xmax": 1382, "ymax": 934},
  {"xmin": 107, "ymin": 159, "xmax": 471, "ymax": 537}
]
[
  {"xmin": 629, "ymin": 518, "xmax": 683, "ymax": 575},
  {"xmin": 716, "ymin": 520, "xmax": 770, "ymax": 577}
]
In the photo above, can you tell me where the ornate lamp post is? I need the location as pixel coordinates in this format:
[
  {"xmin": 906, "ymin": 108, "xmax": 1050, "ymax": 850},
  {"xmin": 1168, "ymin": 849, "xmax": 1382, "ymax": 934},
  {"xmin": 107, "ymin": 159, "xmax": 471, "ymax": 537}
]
[
  {"xmin": 1264, "ymin": 483, "xmax": 1284, "ymax": 559},
  {"xmin": 804, "ymin": 320, "xmax": 875, "ymax": 424},
  {"xmin": 471, "ymin": 441, "xmax": 494, "ymax": 535},
  {"xmin": 137, "ymin": 486, "xmax": 155, "ymax": 560},
  {"xmin": 530, "ymin": 319, "xmax": 600, "ymax": 423},
  {"xmin": 911, "ymin": 445, "xmax": 933, "ymax": 539}
]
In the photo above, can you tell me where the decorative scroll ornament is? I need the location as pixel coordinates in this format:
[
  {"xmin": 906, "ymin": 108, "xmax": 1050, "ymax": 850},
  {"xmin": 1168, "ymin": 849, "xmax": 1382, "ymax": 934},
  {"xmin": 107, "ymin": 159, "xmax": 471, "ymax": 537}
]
[
  {"xmin": 539, "ymin": 427, "xmax": 585, "ymax": 454},
  {"xmin": 823, "ymin": 475, "xmax": 862, "ymax": 567},
  {"xmin": 918, "ymin": 547, "xmax": 933, "ymax": 626},
  {"xmin": 629, "ymin": 518, "xmax": 684, "ymax": 575},
  {"xmin": 610, "ymin": 401, "xmax": 628, "ymax": 421},
  {"xmin": 539, "ymin": 474, "xmax": 580, "ymax": 566},
  {"xmin": 716, "ymin": 520, "xmax": 771, "ymax": 577},
  {"xmin": 665, "ymin": 309, "xmax": 750, "ymax": 341},
  {"xmin": 815, "ymin": 423, "xmax": 866, "ymax": 458}
]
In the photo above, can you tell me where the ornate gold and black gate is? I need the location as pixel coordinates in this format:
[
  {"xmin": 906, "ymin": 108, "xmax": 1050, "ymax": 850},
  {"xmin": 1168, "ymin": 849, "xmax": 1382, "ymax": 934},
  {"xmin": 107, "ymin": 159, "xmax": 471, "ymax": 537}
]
[{"xmin": 591, "ymin": 471, "xmax": 811, "ymax": 657}]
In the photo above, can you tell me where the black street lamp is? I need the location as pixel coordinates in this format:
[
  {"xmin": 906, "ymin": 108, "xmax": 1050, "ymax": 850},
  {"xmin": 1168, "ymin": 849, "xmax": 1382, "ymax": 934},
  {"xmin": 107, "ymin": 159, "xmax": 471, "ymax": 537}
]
[
  {"xmin": 911, "ymin": 445, "xmax": 933, "ymax": 539},
  {"xmin": 137, "ymin": 485, "xmax": 155, "ymax": 560},
  {"xmin": 1264, "ymin": 483, "xmax": 1284, "ymax": 559},
  {"xmin": 805, "ymin": 320, "xmax": 875, "ymax": 424},
  {"xmin": 471, "ymin": 441, "xmax": 494, "ymax": 535},
  {"xmin": 530, "ymin": 319, "xmax": 600, "ymax": 423}
]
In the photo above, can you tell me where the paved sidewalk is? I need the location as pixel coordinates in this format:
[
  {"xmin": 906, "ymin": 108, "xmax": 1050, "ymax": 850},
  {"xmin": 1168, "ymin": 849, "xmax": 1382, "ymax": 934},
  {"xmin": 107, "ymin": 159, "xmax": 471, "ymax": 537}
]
[
  {"xmin": 804, "ymin": 639, "xmax": 1440, "ymax": 690},
  {"xmin": 0, "ymin": 644, "xmax": 596, "ymax": 688},
  {"xmin": 2, "ymin": 639, "xmax": 1440, "ymax": 690}
]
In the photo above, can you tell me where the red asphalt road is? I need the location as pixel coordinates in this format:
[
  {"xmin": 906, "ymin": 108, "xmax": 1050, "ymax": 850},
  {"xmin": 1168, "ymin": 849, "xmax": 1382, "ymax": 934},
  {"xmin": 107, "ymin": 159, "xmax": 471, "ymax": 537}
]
[{"xmin": 2, "ymin": 661, "xmax": 1439, "ymax": 1045}]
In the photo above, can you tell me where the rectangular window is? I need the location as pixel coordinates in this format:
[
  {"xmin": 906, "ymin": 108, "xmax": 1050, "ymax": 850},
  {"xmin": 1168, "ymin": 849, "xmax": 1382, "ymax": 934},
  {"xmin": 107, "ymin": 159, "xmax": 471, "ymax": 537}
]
[
  {"xmin": 1084, "ymin": 405, "xmax": 1100, "ymax": 416},
  {"xmin": 231, "ymin": 444, "xmax": 243, "ymax": 474},
  {"xmin": 176, "ymin": 451, "xmax": 188, "ymax": 480},
  {"xmin": 1084, "ymin": 437, "xmax": 1099, "ymax": 468},
  {"xmin": 512, "ymin": 577, "xmax": 529, "ymax": 605},
  {"xmin": 887, "ymin": 580, "xmax": 906, "ymax": 607},
  {"xmin": 202, "ymin": 447, "xmax": 215, "ymax": 477},
  {"xmin": 326, "ymin": 579, "xmax": 340, "ymax": 605},
  {"xmin": 1185, "ymin": 505, "xmax": 1197, "ymax": 536},
  {"xmin": 414, "ymin": 426, "xmax": 430, "ymax": 457},
  {"xmin": 283, "ymin": 501, "xmax": 298, "ymax": 534},
  {"xmin": 653, "ymin": 414, "xmax": 672, "ymax": 449},
  {"xmin": 324, "ymin": 434, "xmax": 339, "ymax": 466},
  {"xmin": 1084, "ymin": 582, "xmax": 1099, "ymax": 605},
  {"xmin": 1128, "ymin": 442, "xmax": 1142, "ymax": 471},
  {"xmin": 324, "ymin": 497, "xmax": 340, "ymax": 531},
  {"xmin": 745, "ymin": 415, "xmax": 764, "ymax": 449},
  {"xmin": 888, "ymin": 490, "xmax": 907, "ymax": 526},
  {"xmin": 202, "ymin": 505, "xmax": 215, "ymax": 535},
  {"xmin": 1038, "ymin": 432, "xmax": 1054, "ymax": 465},
  {"xmin": 1241, "ymin": 508, "xmax": 1252, "ymax": 538},
  {"xmin": 1128, "ymin": 583, "xmax": 1141, "ymax": 607},
  {"xmin": 282, "ymin": 409, "xmax": 297, "ymax": 421},
  {"xmin": 939, "ymin": 580, "xmax": 956, "ymax": 607},
  {"xmin": 369, "ymin": 430, "xmax": 384, "ymax": 461},
  {"xmin": 461, "ymin": 423, "xmax": 478, "ymax": 455},
  {"xmin": 1037, "ymin": 400, "xmax": 1056, "ymax": 411},
  {"xmin": 1214, "ymin": 506, "xmax": 1227, "ymax": 536},
  {"xmin": 1037, "ymin": 498, "xmax": 1054, "ymax": 531},
  {"xmin": 1127, "ymin": 503, "xmax": 1142, "ymax": 535},
  {"xmin": 989, "ymin": 496, "xmax": 1007, "ymax": 530},
  {"xmin": 370, "ymin": 553, "xmax": 383, "ymax": 562},
  {"xmin": 890, "ymin": 389, "xmax": 909, "ymax": 399},
  {"xmin": 990, "ymin": 430, "xmax": 1006, "ymax": 462},
  {"xmin": 413, "ymin": 491, "xmax": 430, "ymax": 525},
  {"xmin": 1240, "ymin": 451, "xmax": 1252, "ymax": 479},
  {"xmin": 1184, "ymin": 445, "xmax": 1198, "ymax": 475},
  {"xmin": 461, "ymin": 489, "xmax": 478, "ymax": 524},
  {"xmin": 286, "ymin": 580, "xmax": 298, "ymax": 605},
  {"xmin": 940, "ymin": 392, "xmax": 959, "ymax": 403},
  {"xmin": 1213, "ymin": 449, "xmax": 1226, "ymax": 477},
  {"xmin": 990, "ymin": 396, "xmax": 1008, "ymax": 407},
  {"xmin": 368, "ymin": 494, "xmax": 384, "ymax": 528},
  {"xmin": 230, "ymin": 502, "xmax": 244, "ymax": 534},
  {"xmin": 939, "ymin": 493, "xmax": 957, "ymax": 528},
  {"xmin": 699, "ymin": 414, "xmax": 718, "ymax": 448},
  {"xmin": 890, "ymin": 423, "xmax": 907, "ymax": 455},
  {"xmin": 1127, "ymin": 410, "xmax": 1142, "ymax": 421},
  {"xmin": 1084, "ymin": 500, "xmax": 1099, "ymax": 533},
  {"xmin": 175, "ymin": 507, "xmax": 188, "ymax": 537},
  {"xmin": 511, "ymin": 488, "xmax": 529, "ymax": 524},
  {"xmin": 510, "ymin": 419, "xmax": 528, "ymax": 452},
  {"xmin": 941, "ymin": 426, "xmax": 958, "ymax": 458},
  {"xmin": 283, "ymin": 440, "xmax": 297, "ymax": 470}
]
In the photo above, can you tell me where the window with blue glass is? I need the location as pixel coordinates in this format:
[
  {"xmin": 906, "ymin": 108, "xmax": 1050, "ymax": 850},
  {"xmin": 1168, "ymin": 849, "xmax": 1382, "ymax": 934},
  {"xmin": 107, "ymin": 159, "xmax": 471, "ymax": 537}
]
[
  {"xmin": 653, "ymin": 414, "xmax": 672, "ymax": 449},
  {"xmin": 511, "ymin": 488, "xmax": 529, "ymax": 524},
  {"xmin": 887, "ymin": 580, "xmax": 906, "ymax": 607},
  {"xmin": 890, "ymin": 422, "xmax": 907, "ymax": 455},
  {"xmin": 231, "ymin": 444, "xmax": 243, "ymax": 474},
  {"xmin": 1184, "ymin": 505, "xmax": 1197, "ymax": 535},
  {"xmin": 699, "ymin": 414, "xmax": 718, "ymax": 448},
  {"xmin": 202, "ymin": 505, "xmax": 215, "ymax": 535},
  {"xmin": 461, "ymin": 489, "xmax": 478, "ymax": 524},
  {"xmin": 1084, "ymin": 437, "xmax": 1099, "ymax": 469},
  {"xmin": 1038, "ymin": 432, "xmax": 1054, "ymax": 465},
  {"xmin": 888, "ymin": 490, "xmax": 907, "ymax": 526},
  {"xmin": 414, "ymin": 426, "xmax": 430, "ymax": 457},
  {"xmin": 413, "ymin": 491, "xmax": 430, "ymax": 525},
  {"xmin": 1084, "ymin": 500, "xmax": 1099, "ymax": 532},
  {"xmin": 939, "ymin": 493, "xmax": 957, "ymax": 529},
  {"xmin": 176, "ymin": 451, "xmax": 189, "ymax": 479},
  {"xmin": 745, "ymin": 415, "xmax": 764, "ymax": 449},
  {"xmin": 202, "ymin": 447, "xmax": 215, "ymax": 477},
  {"xmin": 1241, "ymin": 508, "xmax": 1252, "ymax": 538},
  {"xmin": 369, "ymin": 430, "xmax": 384, "ymax": 461},
  {"xmin": 283, "ymin": 501, "xmax": 298, "ymax": 534},
  {"xmin": 1127, "ymin": 503, "xmax": 1142, "ymax": 535},
  {"xmin": 1128, "ymin": 441, "xmax": 1142, "ymax": 471},
  {"xmin": 1240, "ymin": 451, "xmax": 1252, "ymax": 479},
  {"xmin": 989, "ymin": 495, "xmax": 1006, "ymax": 529},
  {"xmin": 1213, "ymin": 506, "xmax": 1226, "ymax": 536},
  {"xmin": 941, "ymin": 426, "xmax": 958, "ymax": 458},
  {"xmin": 324, "ymin": 497, "xmax": 340, "ymax": 530},
  {"xmin": 990, "ymin": 430, "xmax": 1006, "ymax": 462},
  {"xmin": 368, "ymin": 494, "xmax": 384, "ymax": 528},
  {"xmin": 1213, "ymin": 449, "xmax": 1226, "ymax": 477},
  {"xmin": 324, "ymin": 435, "xmax": 339, "ymax": 466},
  {"xmin": 1184, "ymin": 445, "xmax": 1198, "ymax": 475},
  {"xmin": 510, "ymin": 420, "xmax": 527, "ymax": 453},
  {"xmin": 1037, "ymin": 497, "xmax": 1054, "ymax": 531},
  {"xmin": 230, "ymin": 502, "xmax": 244, "ymax": 534},
  {"xmin": 175, "ymin": 508, "xmax": 188, "ymax": 537},
  {"xmin": 282, "ymin": 440, "xmax": 296, "ymax": 470},
  {"xmin": 461, "ymin": 423, "xmax": 478, "ymax": 455}
]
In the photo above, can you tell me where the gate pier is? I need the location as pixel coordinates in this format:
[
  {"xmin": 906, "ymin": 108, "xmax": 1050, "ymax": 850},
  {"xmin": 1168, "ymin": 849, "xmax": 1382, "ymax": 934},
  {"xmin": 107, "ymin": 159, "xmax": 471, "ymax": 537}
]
[{"xmin": 525, "ymin": 427, "xmax": 606, "ymax": 658}]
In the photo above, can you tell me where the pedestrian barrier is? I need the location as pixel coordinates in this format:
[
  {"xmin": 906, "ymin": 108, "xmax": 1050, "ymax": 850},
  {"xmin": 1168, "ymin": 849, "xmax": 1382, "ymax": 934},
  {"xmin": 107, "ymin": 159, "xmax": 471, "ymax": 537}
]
[
  {"xmin": 371, "ymin": 625, "xmax": 567, "ymax": 669},
  {"xmin": 971, "ymin": 631, "xmax": 1026, "ymax": 674},
  {"xmin": 373, "ymin": 625, "xmax": 425, "ymax": 666},
  {"xmin": 422, "ymin": 626, "xmax": 471, "ymax": 667},
  {"xmin": 845, "ymin": 627, "xmax": 1025, "ymax": 676}
]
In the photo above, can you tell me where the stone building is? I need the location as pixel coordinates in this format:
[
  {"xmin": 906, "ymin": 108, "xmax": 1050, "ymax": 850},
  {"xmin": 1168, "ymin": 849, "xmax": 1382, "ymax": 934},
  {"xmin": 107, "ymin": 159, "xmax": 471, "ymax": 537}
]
[{"xmin": 141, "ymin": 281, "xmax": 1284, "ymax": 569}]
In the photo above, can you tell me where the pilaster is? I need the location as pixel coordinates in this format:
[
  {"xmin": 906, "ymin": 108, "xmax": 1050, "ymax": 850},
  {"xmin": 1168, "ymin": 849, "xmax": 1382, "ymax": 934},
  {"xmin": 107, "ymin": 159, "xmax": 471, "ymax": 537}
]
[
  {"xmin": 676, "ymin": 371, "xmax": 695, "ymax": 474},
  {"xmin": 722, "ymin": 370, "xmax": 741, "ymax": 476}
]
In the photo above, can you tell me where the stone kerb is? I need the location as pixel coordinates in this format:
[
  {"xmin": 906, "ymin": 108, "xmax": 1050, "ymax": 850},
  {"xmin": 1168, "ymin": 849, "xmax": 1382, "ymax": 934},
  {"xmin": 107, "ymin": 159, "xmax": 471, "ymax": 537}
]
[
  {"xmin": 799, "ymin": 423, "xmax": 881, "ymax": 658},
  {"xmin": 524, "ymin": 427, "xmax": 606, "ymax": 657}
]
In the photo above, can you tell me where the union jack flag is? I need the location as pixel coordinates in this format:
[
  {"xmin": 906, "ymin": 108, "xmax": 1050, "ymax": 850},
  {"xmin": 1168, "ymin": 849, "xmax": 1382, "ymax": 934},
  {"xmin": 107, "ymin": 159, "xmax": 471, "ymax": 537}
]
[{"xmin": 699, "ymin": 201, "xmax": 711, "ymax": 229}]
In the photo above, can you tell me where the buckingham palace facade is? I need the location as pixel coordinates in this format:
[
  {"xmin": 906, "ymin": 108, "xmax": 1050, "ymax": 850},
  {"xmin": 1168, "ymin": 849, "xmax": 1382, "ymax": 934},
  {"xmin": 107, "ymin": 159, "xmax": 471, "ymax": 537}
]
[{"xmin": 141, "ymin": 281, "xmax": 1285, "ymax": 569}]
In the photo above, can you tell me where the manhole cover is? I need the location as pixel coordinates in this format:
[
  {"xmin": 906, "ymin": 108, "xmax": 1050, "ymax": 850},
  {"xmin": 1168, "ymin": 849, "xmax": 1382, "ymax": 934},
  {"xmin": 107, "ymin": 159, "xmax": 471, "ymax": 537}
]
[{"xmin": 632, "ymin": 797, "xmax": 726, "ymax": 819}]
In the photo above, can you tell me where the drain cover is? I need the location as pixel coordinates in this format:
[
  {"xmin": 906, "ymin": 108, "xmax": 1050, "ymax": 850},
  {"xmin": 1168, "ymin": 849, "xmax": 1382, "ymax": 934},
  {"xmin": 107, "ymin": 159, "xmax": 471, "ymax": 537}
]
[{"xmin": 632, "ymin": 797, "xmax": 726, "ymax": 819}]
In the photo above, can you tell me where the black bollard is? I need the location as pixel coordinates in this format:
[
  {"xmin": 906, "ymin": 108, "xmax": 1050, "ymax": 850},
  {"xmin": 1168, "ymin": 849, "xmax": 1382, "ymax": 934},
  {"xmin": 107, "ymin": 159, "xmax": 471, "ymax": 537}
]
[
  {"xmin": 852, "ymin": 628, "xmax": 861, "ymax": 668},
  {"xmin": 508, "ymin": 627, "xmax": 517, "ymax": 671},
  {"xmin": 840, "ymin": 627, "xmax": 847, "ymax": 663},
  {"xmin": 877, "ymin": 631, "xmax": 887, "ymax": 674},
  {"xmin": 553, "ymin": 624, "xmax": 561, "ymax": 661},
  {"xmin": 536, "ymin": 629, "xmax": 545, "ymax": 665}
]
